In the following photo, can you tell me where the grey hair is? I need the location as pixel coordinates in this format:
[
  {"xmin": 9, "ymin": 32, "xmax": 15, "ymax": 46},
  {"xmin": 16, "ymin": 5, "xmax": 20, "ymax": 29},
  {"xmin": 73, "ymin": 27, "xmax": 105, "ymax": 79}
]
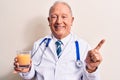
[{"xmin": 49, "ymin": 1, "xmax": 73, "ymax": 16}]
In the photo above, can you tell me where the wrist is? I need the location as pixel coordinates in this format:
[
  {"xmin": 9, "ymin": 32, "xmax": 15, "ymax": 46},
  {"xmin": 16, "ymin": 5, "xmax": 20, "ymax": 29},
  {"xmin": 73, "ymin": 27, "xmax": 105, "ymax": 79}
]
[{"xmin": 86, "ymin": 66, "xmax": 97, "ymax": 73}]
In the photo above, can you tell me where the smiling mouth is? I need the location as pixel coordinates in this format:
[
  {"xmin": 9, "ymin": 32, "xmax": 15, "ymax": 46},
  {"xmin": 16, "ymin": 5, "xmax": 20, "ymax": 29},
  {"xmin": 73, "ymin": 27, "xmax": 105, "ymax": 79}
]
[{"xmin": 55, "ymin": 25, "xmax": 64, "ymax": 30}]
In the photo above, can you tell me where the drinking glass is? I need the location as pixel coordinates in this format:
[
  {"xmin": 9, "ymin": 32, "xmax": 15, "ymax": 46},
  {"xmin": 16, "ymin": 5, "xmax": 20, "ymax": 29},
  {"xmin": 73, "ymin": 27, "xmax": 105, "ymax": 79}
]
[{"xmin": 17, "ymin": 50, "xmax": 31, "ymax": 68}]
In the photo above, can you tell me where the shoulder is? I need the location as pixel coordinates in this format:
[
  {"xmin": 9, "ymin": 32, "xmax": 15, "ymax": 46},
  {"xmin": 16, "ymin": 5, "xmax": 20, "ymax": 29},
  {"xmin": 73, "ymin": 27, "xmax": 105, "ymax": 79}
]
[
  {"xmin": 33, "ymin": 34, "xmax": 51, "ymax": 47},
  {"xmin": 72, "ymin": 33, "xmax": 88, "ymax": 44},
  {"xmin": 72, "ymin": 33, "xmax": 91, "ymax": 50}
]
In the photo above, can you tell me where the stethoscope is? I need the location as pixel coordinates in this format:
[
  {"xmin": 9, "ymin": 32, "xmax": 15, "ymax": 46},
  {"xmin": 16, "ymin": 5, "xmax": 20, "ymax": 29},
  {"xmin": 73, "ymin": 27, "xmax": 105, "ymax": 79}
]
[
  {"xmin": 31, "ymin": 38, "xmax": 83, "ymax": 68},
  {"xmin": 75, "ymin": 41, "xmax": 83, "ymax": 68}
]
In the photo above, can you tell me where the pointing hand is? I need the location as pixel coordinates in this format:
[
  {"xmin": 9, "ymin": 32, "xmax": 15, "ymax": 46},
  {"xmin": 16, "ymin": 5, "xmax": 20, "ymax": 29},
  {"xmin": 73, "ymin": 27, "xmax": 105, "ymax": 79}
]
[{"xmin": 85, "ymin": 39, "xmax": 105, "ymax": 73}]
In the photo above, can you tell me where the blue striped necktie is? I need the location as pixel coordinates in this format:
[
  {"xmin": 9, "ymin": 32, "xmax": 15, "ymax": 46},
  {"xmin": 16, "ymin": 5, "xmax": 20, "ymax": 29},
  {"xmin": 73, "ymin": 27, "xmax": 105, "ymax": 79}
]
[{"xmin": 55, "ymin": 40, "xmax": 62, "ymax": 58}]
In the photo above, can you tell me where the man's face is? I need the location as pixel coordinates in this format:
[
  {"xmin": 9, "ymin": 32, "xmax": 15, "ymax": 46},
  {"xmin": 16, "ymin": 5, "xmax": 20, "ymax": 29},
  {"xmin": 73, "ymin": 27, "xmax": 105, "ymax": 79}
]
[{"xmin": 48, "ymin": 3, "xmax": 74, "ymax": 39}]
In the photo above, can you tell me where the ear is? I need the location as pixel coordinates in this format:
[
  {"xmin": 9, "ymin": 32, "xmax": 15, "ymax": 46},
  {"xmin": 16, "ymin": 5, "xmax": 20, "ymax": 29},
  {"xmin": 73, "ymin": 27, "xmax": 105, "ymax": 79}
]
[
  {"xmin": 48, "ymin": 17, "xmax": 50, "ymax": 22},
  {"xmin": 48, "ymin": 17, "xmax": 50, "ymax": 26},
  {"xmin": 72, "ymin": 17, "xmax": 74, "ymax": 23},
  {"xmin": 71, "ymin": 17, "xmax": 74, "ymax": 26}
]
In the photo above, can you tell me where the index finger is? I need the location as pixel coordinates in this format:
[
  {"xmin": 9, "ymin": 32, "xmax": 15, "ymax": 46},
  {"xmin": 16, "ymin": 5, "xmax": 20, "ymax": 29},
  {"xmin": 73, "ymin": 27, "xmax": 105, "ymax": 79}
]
[{"xmin": 95, "ymin": 39, "xmax": 105, "ymax": 50}]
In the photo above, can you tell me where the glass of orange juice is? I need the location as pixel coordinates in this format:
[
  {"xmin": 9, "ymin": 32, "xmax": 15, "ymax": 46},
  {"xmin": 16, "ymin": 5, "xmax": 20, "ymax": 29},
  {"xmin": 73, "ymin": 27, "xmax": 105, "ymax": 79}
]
[{"xmin": 17, "ymin": 50, "xmax": 31, "ymax": 68}]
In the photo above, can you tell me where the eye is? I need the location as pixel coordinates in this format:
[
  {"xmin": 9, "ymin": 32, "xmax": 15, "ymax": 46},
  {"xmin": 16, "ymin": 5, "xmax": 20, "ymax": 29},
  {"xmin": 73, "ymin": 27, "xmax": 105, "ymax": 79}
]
[
  {"xmin": 62, "ymin": 15, "xmax": 67, "ymax": 19},
  {"xmin": 51, "ymin": 15, "xmax": 57, "ymax": 19}
]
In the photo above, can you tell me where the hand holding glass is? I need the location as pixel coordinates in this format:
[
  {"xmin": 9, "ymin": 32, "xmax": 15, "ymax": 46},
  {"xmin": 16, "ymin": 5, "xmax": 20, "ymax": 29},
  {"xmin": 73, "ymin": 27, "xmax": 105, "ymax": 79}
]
[{"xmin": 17, "ymin": 50, "xmax": 31, "ymax": 68}]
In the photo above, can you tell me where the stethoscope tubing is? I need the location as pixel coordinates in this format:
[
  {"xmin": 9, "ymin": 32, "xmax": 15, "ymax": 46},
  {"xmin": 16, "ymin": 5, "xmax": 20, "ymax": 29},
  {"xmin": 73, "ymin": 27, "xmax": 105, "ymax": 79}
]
[{"xmin": 32, "ymin": 38, "xmax": 82, "ymax": 68}]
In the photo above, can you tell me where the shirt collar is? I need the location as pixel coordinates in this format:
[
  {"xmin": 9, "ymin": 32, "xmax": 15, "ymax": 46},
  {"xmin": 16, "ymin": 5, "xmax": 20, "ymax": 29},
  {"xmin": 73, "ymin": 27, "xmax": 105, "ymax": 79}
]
[{"xmin": 52, "ymin": 33, "xmax": 72, "ymax": 46}]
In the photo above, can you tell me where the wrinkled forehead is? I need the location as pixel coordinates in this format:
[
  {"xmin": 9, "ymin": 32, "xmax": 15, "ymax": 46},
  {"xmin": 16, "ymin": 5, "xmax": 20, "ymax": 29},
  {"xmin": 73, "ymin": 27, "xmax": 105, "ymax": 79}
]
[{"xmin": 49, "ymin": 3, "xmax": 72, "ymax": 16}]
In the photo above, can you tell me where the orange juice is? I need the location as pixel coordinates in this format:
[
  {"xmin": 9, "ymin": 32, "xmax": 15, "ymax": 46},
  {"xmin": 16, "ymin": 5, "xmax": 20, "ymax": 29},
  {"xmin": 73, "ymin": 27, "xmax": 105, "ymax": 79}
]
[{"xmin": 17, "ymin": 53, "xmax": 30, "ymax": 67}]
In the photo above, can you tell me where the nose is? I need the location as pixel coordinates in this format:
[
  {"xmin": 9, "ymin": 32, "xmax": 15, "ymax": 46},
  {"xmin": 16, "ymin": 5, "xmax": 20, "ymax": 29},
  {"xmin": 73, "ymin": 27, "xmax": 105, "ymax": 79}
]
[{"xmin": 56, "ymin": 17, "xmax": 62, "ymax": 24}]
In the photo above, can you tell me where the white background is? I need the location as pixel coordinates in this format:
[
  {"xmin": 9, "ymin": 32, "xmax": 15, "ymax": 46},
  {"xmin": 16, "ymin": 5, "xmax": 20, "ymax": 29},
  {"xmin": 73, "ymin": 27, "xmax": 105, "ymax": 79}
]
[{"xmin": 0, "ymin": 0, "xmax": 120, "ymax": 80}]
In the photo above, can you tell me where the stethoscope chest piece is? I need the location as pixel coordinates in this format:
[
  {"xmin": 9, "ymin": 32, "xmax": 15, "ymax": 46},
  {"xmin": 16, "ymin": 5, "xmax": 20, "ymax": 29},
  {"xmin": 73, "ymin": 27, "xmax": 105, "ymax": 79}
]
[{"xmin": 76, "ymin": 60, "xmax": 83, "ymax": 68}]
